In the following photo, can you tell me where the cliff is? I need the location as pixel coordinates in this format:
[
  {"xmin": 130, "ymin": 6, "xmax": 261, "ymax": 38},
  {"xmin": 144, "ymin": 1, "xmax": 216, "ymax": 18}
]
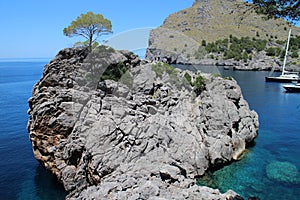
[
  {"xmin": 146, "ymin": 0, "xmax": 300, "ymax": 70},
  {"xmin": 27, "ymin": 46, "xmax": 259, "ymax": 199}
]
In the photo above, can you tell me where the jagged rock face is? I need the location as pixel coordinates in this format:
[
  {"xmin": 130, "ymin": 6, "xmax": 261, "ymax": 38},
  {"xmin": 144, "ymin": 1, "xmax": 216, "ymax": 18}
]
[
  {"xmin": 28, "ymin": 46, "xmax": 258, "ymax": 199},
  {"xmin": 146, "ymin": 27, "xmax": 201, "ymax": 65},
  {"xmin": 27, "ymin": 47, "xmax": 90, "ymax": 174}
]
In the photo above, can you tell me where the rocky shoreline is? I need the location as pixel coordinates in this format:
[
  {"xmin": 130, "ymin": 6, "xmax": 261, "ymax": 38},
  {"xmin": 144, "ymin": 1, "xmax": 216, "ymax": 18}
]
[
  {"xmin": 146, "ymin": 37, "xmax": 300, "ymax": 72},
  {"xmin": 28, "ymin": 46, "xmax": 259, "ymax": 199}
]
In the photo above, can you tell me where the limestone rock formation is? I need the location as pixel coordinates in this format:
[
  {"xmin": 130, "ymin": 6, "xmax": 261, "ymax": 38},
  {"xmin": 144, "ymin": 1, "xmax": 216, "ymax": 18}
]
[{"xmin": 28, "ymin": 46, "xmax": 258, "ymax": 199}]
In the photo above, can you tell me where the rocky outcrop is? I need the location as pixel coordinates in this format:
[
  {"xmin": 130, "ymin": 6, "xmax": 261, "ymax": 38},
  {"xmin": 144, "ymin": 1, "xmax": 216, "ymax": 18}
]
[
  {"xmin": 146, "ymin": 27, "xmax": 201, "ymax": 65},
  {"xmin": 28, "ymin": 46, "xmax": 258, "ymax": 199}
]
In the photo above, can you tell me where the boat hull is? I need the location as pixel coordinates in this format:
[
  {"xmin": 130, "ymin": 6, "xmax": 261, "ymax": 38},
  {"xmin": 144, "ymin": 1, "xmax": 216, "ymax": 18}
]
[
  {"xmin": 265, "ymin": 76, "xmax": 300, "ymax": 83},
  {"xmin": 283, "ymin": 85, "xmax": 300, "ymax": 92}
]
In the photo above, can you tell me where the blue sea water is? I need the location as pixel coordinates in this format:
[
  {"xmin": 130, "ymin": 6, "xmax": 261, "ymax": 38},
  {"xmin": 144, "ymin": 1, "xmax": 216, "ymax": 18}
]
[
  {"xmin": 196, "ymin": 67, "xmax": 300, "ymax": 200},
  {"xmin": 0, "ymin": 61, "xmax": 299, "ymax": 200},
  {"xmin": 0, "ymin": 60, "xmax": 66, "ymax": 200}
]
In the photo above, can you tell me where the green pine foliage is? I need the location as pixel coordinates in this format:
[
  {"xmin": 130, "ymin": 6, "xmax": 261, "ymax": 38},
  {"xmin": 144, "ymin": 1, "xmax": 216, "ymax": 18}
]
[
  {"xmin": 252, "ymin": 0, "xmax": 300, "ymax": 21},
  {"xmin": 64, "ymin": 12, "xmax": 112, "ymax": 49}
]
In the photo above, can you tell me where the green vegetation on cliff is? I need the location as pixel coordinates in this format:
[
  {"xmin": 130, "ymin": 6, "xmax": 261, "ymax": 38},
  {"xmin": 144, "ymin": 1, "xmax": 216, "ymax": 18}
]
[
  {"xmin": 204, "ymin": 36, "xmax": 268, "ymax": 61},
  {"xmin": 151, "ymin": 62, "xmax": 178, "ymax": 78},
  {"xmin": 100, "ymin": 62, "xmax": 128, "ymax": 81},
  {"xmin": 290, "ymin": 36, "xmax": 300, "ymax": 58},
  {"xmin": 184, "ymin": 72, "xmax": 206, "ymax": 95},
  {"xmin": 204, "ymin": 34, "xmax": 300, "ymax": 62}
]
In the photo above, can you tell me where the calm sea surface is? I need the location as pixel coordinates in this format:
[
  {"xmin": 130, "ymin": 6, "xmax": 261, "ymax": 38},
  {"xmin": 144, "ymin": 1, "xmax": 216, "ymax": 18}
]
[
  {"xmin": 0, "ymin": 61, "xmax": 299, "ymax": 199},
  {"xmin": 188, "ymin": 65, "xmax": 300, "ymax": 200},
  {"xmin": 0, "ymin": 60, "xmax": 66, "ymax": 199}
]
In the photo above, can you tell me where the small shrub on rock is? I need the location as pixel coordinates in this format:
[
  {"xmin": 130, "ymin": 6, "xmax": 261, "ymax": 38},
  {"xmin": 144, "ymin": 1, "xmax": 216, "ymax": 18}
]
[
  {"xmin": 184, "ymin": 72, "xmax": 192, "ymax": 85},
  {"xmin": 183, "ymin": 72, "xmax": 206, "ymax": 95},
  {"xmin": 151, "ymin": 62, "xmax": 178, "ymax": 78},
  {"xmin": 100, "ymin": 62, "xmax": 128, "ymax": 81},
  {"xmin": 193, "ymin": 75, "xmax": 206, "ymax": 95}
]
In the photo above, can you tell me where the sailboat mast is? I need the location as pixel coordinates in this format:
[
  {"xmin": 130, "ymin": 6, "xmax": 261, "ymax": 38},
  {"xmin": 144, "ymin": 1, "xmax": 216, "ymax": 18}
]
[{"xmin": 282, "ymin": 29, "xmax": 292, "ymax": 74}]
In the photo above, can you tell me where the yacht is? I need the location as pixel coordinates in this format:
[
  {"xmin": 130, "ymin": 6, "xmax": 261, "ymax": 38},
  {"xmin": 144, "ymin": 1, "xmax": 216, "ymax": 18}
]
[{"xmin": 265, "ymin": 29, "xmax": 300, "ymax": 83}]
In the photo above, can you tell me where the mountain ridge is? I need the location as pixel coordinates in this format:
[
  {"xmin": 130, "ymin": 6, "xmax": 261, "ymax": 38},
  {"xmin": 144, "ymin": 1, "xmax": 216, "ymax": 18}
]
[
  {"xmin": 162, "ymin": 0, "xmax": 300, "ymax": 43},
  {"xmin": 146, "ymin": 0, "xmax": 300, "ymax": 69}
]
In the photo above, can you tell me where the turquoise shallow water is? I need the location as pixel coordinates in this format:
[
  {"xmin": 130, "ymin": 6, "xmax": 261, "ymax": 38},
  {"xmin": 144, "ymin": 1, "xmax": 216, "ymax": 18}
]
[{"xmin": 196, "ymin": 67, "xmax": 300, "ymax": 200}]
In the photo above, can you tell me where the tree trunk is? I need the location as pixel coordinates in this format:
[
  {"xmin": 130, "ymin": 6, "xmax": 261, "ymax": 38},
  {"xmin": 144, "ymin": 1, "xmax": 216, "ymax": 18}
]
[{"xmin": 89, "ymin": 34, "xmax": 93, "ymax": 51}]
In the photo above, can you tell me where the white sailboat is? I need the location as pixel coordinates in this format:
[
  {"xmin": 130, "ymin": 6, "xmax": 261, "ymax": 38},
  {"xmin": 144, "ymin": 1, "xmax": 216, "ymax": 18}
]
[{"xmin": 265, "ymin": 29, "xmax": 300, "ymax": 82}]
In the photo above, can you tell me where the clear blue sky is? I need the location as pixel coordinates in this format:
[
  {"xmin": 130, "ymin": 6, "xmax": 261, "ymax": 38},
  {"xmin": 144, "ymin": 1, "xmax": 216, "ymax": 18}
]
[
  {"xmin": 1, "ymin": 0, "xmax": 298, "ymax": 59},
  {"xmin": 0, "ymin": 0, "xmax": 194, "ymax": 58}
]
